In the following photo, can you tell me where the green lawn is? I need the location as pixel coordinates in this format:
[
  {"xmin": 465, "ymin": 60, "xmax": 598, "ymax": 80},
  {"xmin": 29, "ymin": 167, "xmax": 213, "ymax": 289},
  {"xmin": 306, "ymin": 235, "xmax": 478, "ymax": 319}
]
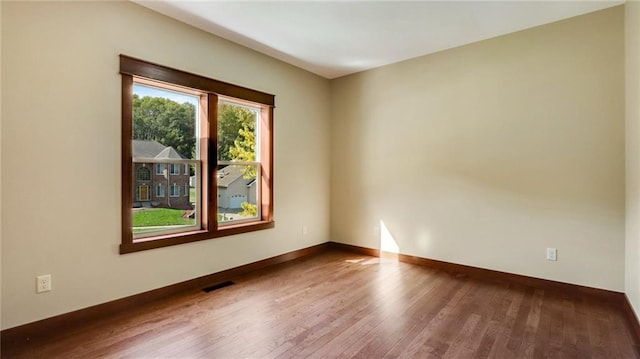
[{"xmin": 133, "ymin": 208, "xmax": 194, "ymax": 227}]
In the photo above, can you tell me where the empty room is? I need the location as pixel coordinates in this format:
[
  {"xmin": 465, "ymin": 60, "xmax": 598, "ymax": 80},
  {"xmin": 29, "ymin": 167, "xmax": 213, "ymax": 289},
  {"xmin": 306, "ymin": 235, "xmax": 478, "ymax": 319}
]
[{"xmin": 2, "ymin": 0, "xmax": 640, "ymax": 357}]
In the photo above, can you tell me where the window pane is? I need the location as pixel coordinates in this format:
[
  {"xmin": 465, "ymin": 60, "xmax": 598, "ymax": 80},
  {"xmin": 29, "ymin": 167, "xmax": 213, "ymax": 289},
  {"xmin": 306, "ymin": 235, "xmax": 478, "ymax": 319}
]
[
  {"xmin": 131, "ymin": 83, "xmax": 200, "ymax": 238},
  {"xmin": 217, "ymin": 102, "xmax": 258, "ymax": 162},
  {"xmin": 133, "ymin": 160, "xmax": 199, "ymax": 238},
  {"xmin": 217, "ymin": 164, "xmax": 259, "ymax": 224}
]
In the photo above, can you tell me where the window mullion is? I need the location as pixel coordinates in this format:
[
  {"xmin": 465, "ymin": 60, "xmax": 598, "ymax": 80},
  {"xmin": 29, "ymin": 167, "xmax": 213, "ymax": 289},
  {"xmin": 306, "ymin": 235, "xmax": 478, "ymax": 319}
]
[{"xmin": 206, "ymin": 93, "xmax": 218, "ymax": 231}]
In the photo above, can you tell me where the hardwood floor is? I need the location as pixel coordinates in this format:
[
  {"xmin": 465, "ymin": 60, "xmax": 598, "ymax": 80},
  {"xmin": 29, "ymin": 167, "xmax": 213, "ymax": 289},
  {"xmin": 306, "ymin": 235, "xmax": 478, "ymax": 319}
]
[{"xmin": 3, "ymin": 249, "xmax": 639, "ymax": 358}]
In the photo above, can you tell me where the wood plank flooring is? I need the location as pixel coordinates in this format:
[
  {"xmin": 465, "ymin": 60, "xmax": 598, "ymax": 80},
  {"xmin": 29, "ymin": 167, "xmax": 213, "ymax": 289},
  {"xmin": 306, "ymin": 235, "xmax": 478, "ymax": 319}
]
[{"xmin": 3, "ymin": 250, "xmax": 639, "ymax": 358}]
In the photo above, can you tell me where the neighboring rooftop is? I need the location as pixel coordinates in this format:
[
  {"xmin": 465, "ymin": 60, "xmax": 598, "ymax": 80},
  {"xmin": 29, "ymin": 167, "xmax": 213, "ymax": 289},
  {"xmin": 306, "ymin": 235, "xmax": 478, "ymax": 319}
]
[
  {"xmin": 217, "ymin": 165, "xmax": 252, "ymax": 188},
  {"xmin": 133, "ymin": 140, "xmax": 186, "ymax": 159}
]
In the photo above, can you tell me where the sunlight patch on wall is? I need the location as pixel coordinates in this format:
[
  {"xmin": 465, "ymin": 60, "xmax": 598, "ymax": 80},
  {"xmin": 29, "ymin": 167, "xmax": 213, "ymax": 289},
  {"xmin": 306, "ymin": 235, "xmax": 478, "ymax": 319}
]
[
  {"xmin": 379, "ymin": 220, "xmax": 400, "ymax": 263},
  {"xmin": 380, "ymin": 220, "xmax": 399, "ymax": 254}
]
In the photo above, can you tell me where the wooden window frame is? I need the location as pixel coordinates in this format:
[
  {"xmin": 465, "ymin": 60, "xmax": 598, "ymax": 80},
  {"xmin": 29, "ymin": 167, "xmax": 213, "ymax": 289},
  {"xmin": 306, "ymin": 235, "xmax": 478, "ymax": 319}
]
[{"xmin": 120, "ymin": 55, "xmax": 274, "ymax": 254}]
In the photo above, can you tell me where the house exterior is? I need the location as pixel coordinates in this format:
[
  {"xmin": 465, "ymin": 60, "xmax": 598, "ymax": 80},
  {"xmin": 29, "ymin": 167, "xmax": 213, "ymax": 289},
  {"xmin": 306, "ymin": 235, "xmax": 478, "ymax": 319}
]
[
  {"xmin": 133, "ymin": 140, "xmax": 192, "ymax": 209},
  {"xmin": 217, "ymin": 165, "xmax": 257, "ymax": 209}
]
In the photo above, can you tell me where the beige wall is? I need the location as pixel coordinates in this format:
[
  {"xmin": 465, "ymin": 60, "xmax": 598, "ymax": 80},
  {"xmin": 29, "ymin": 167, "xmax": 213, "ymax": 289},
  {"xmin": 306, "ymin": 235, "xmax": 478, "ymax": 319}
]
[
  {"xmin": 0, "ymin": 1, "xmax": 331, "ymax": 329},
  {"xmin": 626, "ymin": 0, "xmax": 640, "ymax": 318},
  {"xmin": 331, "ymin": 7, "xmax": 625, "ymax": 291}
]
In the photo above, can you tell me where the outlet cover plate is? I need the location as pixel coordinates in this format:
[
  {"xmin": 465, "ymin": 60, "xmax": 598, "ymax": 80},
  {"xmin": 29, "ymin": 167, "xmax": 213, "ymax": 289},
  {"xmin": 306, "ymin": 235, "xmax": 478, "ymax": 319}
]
[{"xmin": 37, "ymin": 274, "xmax": 51, "ymax": 293}]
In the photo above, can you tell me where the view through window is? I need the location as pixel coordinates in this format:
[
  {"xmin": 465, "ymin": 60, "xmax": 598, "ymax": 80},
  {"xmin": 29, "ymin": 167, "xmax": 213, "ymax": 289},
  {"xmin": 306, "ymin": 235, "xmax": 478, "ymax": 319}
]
[
  {"xmin": 217, "ymin": 101, "xmax": 261, "ymax": 224},
  {"xmin": 130, "ymin": 86, "xmax": 264, "ymax": 237},
  {"xmin": 131, "ymin": 83, "xmax": 200, "ymax": 238}
]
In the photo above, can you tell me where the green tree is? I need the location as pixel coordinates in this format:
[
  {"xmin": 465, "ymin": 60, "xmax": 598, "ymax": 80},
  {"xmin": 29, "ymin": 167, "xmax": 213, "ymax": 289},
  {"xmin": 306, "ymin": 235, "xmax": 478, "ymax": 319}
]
[
  {"xmin": 229, "ymin": 125, "xmax": 255, "ymax": 162},
  {"xmin": 229, "ymin": 125, "xmax": 257, "ymax": 179},
  {"xmin": 133, "ymin": 95, "xmax": 196, "ymax": 159},
  {"xmin": 218, "ymin": 103, "xmax": 256, "ymax": 161},
  {"xmin": 240, "ymin": 202, "xmax": 257, "ymax": 217},
  {"xmin": 219, "ymin": 103, "xmax": 258, "ymax": 179}
]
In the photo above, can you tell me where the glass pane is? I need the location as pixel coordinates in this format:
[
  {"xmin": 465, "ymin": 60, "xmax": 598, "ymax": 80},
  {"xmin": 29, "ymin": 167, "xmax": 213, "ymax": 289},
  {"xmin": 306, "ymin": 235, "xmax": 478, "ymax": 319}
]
[
  {"xmin": 217, "ymin": 164, "xmax": 259, "ymax": 224},
  {"xmin": 132, "ymin": 83, "xmax": 198, "ymax": 161},
  {"xmin": 133, "ymin": 161, "xmax": 198, "ymax": 237},
  {"xmin": 131, "ymin": 83, "xmax": 200, "ymax": 238},
  {"xmin": 217, "ymin": 102, "xmax": 258, "ymax": 162}
]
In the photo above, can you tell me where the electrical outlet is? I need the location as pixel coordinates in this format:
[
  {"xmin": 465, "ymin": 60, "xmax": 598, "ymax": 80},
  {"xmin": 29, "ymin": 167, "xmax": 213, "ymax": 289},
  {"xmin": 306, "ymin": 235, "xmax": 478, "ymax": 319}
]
[
  {"xmin": 302, "ymin": 225, "xmax": 308, "ymax": 236},
  {"xmin": 37, "ymin": 274, "xmax": 52, "ymax": 293},
  {"xmin": 546, "ymin": 248, "xmax": 557, "ymax": 261}
]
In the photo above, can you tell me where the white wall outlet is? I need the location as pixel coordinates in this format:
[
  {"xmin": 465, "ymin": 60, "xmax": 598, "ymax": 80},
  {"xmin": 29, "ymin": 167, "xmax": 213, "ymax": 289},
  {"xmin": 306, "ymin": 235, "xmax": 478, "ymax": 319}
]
[
  {"xmin": 546, "ymin": 248, "xmax": 557, "ymax": 261},
  {"xmin": 36, "ymin": 274, "xmax": 52, "ymax": 293},
  {"xmin": 302, "ymin": 225, "xmax": 308, "ymax": 236}
]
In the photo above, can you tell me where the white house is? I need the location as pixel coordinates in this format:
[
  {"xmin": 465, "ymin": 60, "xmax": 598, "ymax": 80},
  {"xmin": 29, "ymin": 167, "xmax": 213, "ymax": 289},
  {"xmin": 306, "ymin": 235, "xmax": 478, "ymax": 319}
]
[{"xmin": 217, "ymin": 165, "xmax": 257, "ymax": 209}]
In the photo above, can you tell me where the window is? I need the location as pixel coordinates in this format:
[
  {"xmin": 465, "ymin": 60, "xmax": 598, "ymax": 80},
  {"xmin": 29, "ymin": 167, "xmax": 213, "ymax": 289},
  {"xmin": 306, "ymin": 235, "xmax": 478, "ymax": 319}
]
[
  {"xmin": 217, "ymin": 102, "xmax": 261, "ymax": 224},
  {"xmin": 170, "ymin": 183, "xmax": 180, "ymax": 197},
  {"xmin": 137, "ymin": 167, "xmax": 151, "ymax": 181},
  {"xmin": 156, "ymin": 184, "xmax": 165, "ymax": 198},
  {"xmin": 120, "ymin": 55, "xmax": 274, "ymax": 254}
]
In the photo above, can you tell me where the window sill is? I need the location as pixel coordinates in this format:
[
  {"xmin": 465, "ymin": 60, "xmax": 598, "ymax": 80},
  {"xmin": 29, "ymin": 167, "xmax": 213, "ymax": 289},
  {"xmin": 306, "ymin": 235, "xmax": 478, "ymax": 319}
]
[
  {"xmin": 216, "ymin": 220, "xmax": 275, "ymax": 237},
  {"xmin": 120, "ymin": 220, "xmax": 275, "ymax": 254}
]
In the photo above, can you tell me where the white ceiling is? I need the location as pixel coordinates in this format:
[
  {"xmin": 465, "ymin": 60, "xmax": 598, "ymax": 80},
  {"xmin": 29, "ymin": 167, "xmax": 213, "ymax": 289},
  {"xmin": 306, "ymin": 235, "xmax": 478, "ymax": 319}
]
[{"xmin": 134, "ymin": 1, "xmax": 624, "ymax": 79}]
